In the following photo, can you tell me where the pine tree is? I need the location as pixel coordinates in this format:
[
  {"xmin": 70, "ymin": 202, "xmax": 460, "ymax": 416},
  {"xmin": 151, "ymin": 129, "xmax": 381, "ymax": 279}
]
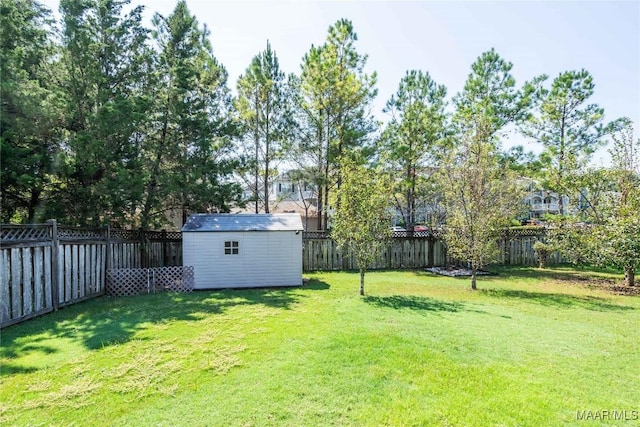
[
  {"xmin": 56, "ymin": 0, "xmax": 150, "ymax": 226},
  {"xmin": 141, "ymin": 0, "xmax": 240, "ymax": 228},
  {"xmin": 522, "ymin": 69, "xmax": 617, "ymax": 214},
  {"xmin": 380, "ymin": 70, "xmax": 448, "ymax": 230},
  {"xmin": 236, "ymin": 41, "xmax": 293, "ymax": 213},
  {"xmin": 0, "ymin": 0, "xmax": 61, "ymax": 223},
  {"xmin": 296, "ymin": 19, "xmax": 377, "ymax": 230}
]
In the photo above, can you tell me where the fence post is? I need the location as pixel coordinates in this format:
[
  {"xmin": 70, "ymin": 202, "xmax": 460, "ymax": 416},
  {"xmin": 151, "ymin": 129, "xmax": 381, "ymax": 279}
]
[
  {"xmin": 47, "ymin": 219, "xmax": 60, "ymax": 311},
  {"xmin": 139, "ymin": 228, "xmax": 147, "ymax": 268},
  {"xmin": 104, "ymin": 225, "xmax": 110, "ymax": 295},
  {"xmin": 162, "ymin": 230, "xmax": 167, "ymax": 267},
  {"xmin": 427, "ymin": 237, "xmax": 435, "ymax": 267},
  {"xmin": 503, "ymin": 231, "xmax": 511, "ymax": 265}
]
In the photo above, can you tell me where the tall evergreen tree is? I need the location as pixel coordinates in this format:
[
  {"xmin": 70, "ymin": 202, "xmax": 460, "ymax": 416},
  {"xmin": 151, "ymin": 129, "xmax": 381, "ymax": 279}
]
[
  {"xmin": 55, "ymin": 0, "xmax": 150, "ymax": 226},
  {"xmin": 235, "ymin": 41, "xmax": 292, "ymax": 213},
  {"xmin": 142, "ymin": 0, "xmax": 240, "ymax": 228},
  {"xmin": 381, "ymin": 70, "xmax": 448, "ymax": 230},
  {"xmin": 296, "ymin": 19, "xmax": 377, "ymax": 230},
  {"xmin": 0, "ymin": 0, "xmax": 61, "ymax": 223},
  {"xmin": 522, "ymin": 69, "xmax": 617, "ymax": 214}
]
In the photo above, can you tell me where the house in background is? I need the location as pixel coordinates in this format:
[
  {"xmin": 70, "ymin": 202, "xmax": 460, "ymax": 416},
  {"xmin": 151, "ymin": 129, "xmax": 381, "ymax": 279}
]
[
  {"xmin": 520, "ymin": 178, "xmax": 571, "ymax": 219},
  {"xmin": 236, "ymin": 171, "xmax": 321, "ymax": 231},
  {"xmin": 182, "ymin": 213, "xmax": 304, "ymax": 289}
]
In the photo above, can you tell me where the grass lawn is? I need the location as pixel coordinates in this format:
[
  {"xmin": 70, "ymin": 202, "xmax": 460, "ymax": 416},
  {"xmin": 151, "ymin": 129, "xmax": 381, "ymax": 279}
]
[{"xmin": 1, "ymin": 266, "xmax": 639, "ymax": 426}]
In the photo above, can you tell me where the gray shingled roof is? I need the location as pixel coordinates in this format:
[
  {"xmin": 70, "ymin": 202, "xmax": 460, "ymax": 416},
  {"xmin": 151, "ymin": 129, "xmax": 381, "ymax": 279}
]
[{"xmin": 182, "ymin": 213, "xmax": 303, "ymax": 232}]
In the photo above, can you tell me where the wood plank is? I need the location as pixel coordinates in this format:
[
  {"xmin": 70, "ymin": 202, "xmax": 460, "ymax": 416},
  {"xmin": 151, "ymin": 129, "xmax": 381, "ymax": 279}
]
[
  {"xmin": 22, "ymin": 248, "xmax": 33, "ymax": 316},
  {"xmin": 71, "ymin": 245, "xmax": 79, "ymax": 300},
  {"xmin": 33, "ymin": 247, "xmax": 44, "ymax": 311},
  {"xmin": 10, "ymin": 248, "xmax": 23, "ymax": 319},
  {"xmin": 97, "ymin": 244, "xmax": 104, "ymax": 293},
  {"xmin": 64, "ymin": 245, "xmax": 72, "ymax": 303},
  {"xmin": 78, "ymin": 245, "xmax": 85, "ymax": 298},
  {"xmin": 1, "ymin": 250, "xmax": 11, "ymax": 323},
  {"xmin": 89, "ymin": 245, "xmax": 96, "ymax": 294},
  {"xmin": 44, "ymin": 247, "xmax": 52, "ymax": 308}
]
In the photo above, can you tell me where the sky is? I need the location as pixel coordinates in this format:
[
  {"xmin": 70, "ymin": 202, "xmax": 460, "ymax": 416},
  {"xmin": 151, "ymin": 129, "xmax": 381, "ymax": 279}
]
[{"xmin": 42, "ymin": 0, "xmax": 640, "ymax": 166}]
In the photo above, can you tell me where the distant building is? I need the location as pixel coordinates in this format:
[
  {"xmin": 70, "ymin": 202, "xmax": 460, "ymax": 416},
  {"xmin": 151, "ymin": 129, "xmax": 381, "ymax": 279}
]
[
  {"xmin": 520, "ymin": 178, "xmax": 571, "ymax": 219},
  {"xmin": 236, "ymin": 171, "xmax": 321, "ymax": 231}
]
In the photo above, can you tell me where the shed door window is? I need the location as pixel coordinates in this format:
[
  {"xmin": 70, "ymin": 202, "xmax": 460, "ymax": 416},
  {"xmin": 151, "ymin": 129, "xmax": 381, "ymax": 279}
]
[{"xmin": 224, "ymin": 241, "xmax": 239, "ymax": 255}]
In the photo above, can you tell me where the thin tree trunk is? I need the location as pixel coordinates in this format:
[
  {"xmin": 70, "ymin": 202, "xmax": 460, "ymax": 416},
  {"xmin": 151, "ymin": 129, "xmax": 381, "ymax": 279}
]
[
  {"xmin": 359, "ymin": 268, "xmax": 365, "ymax": 296},
  {"xmin": 471, "ymin": 268, "xmax": 477, "ymax": 290},
  {"xmin": 264, "ymin": 97, "xmax": 271, "ymax": 214},
  {"xmin": 625, "ymin": 268, "xmax": 635, "ymax": 287}
]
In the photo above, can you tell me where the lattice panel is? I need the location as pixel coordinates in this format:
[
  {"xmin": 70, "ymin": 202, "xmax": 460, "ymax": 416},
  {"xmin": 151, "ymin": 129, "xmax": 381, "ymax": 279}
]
[
  {"xmin": 302, "ymin": 231, "xmax": 330, "ymax": 239},
  {"xmin": 303, "ymin": 230, "xmax": 445, "ymax": 240},
  {"xmin": 504, "ymin": 228, "xmax": 546, "ymax": 238},
  {"xmin": 109, "ymin": 229, "xmax": 183, "ymax": 242},
  {"xmin": 110, "ymin": 229, "xmax": 141, "ymax": 242},
  {"xmin": 0, "ymin": 225, "xmax": 51, "ymax": 242},
  {"xmin": 58, "ymin": 227, "xmax": 106, "ymax": 240},
  {"xmin": 106, "ymin": 266, "xmax": 194, "ymax": 297}
]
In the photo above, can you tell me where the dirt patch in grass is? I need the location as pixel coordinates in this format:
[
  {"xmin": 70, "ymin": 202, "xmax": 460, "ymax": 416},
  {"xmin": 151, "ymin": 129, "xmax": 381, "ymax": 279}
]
[{"xmin": 559, "ymin": 275, "xmax": 640, "ymax": 296}]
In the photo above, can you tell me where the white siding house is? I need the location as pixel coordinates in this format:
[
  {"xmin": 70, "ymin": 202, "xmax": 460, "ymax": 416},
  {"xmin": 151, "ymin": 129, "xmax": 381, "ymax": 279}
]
[{"xmin": 182, "ymin": 213, "xmax": 303, "ymax": 289}]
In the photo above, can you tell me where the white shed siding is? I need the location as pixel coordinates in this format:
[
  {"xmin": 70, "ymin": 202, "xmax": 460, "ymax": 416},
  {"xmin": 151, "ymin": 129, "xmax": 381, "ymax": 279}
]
[{"xmin": 183, "ymin": 230, "xmax": 302, "ymax": 289}]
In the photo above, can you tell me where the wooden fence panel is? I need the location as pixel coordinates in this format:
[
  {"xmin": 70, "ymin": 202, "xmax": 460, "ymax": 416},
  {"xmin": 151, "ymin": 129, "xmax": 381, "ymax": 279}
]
[
  {"xmin": 10, "ymin": 248, "xmax": 22, "ymax": 319},
  {"xmin": 22, "ymin": 248, "xmax": 33, "ymax": 316},
  {"xmin": 44, "ymin": 247, "xmax": 52, "ymax": 309},
  {"xmin": 63, "ymin": 245, "xmax": 72, "ymax": 302},
  {"xmin": 71, "ymin": 245, "xmax": 79, "ymax": 300},
  {"xmin": 1, "ymin": 250, "xmax": 10, "ymax": 323},
  {"xmin": 33, "ymin": 247, "xmax": 43, "ymax": 312}
]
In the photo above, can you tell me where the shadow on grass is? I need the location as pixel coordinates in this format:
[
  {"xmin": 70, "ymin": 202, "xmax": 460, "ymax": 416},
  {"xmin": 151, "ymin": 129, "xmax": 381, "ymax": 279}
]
[
  {"xmin": 363, "ymin": 295, "xmax": 463, "ymax": 313},
  {"xmin": 480, "ymin": 288, "xmax": 635, "ymax": 311},
  {"xmin": 0, "ymin": 278, "xmax": 330, "ymax": 375}
]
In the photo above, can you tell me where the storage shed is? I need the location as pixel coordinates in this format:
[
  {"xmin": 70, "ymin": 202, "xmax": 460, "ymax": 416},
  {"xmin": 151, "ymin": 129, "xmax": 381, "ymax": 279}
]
[{"xmin": 182, "ymin": 213, "xmax": 303, "ymax": 289}]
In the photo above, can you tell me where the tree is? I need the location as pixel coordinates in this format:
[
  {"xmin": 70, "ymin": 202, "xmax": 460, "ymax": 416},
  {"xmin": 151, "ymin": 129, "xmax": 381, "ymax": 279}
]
[
  {"xmin": 380, "ymin": 70, "xmax": 448, "ymax": 230},
  {"xmin": 331, "ymin": 159, "xmax": 393, "ymax": 295},
  {"xmin": 522, "ymin": 69, "xmax": 617, "ymax": 215},
  {"xmin": 603, "ymin": 118, "xmax": 640, "ymax": 286},
  {"xmin": 558, "ymin": 119, "xmax": 640, "ymax": 286},
  {"xmin": 440, "ymin": 49, "xmax": 530, "ymax": 289},
  {"xmin": 296, "ymin": 19, "xmax": 378, "ymax": 230},
  {"xmin": 0, "ymin": 0, "xmax": 61, "ymax": 223},
  {"xmin": 54, "ymin": 0, "xmax": 150, "ymax": 226},
  {"xmin": 235, "ymin": 41, "xmax": 293, "ymax": 213},
  {"xmin": 141, "ymin": 1, "xmax": 241, "ymax": 228},
  {"xmin": 439, "ymin": 117, "xmax": 524, "ymax": 290},
  {"xmin": 453, "ymin": 48, "xmax": 538, "ymax": 140}
]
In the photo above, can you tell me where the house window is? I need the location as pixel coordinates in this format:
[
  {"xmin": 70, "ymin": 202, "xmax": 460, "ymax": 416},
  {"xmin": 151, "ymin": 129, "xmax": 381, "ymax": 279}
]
[{"xmin": 224, "ymin": 241, "xmax": 239, "ymax": 255}]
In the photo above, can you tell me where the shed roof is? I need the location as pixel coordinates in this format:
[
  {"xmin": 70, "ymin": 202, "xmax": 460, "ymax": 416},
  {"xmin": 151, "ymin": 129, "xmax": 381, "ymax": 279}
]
[{"xmin": 182, "ymin": 213, "xmax": 303, "ymax": 232}]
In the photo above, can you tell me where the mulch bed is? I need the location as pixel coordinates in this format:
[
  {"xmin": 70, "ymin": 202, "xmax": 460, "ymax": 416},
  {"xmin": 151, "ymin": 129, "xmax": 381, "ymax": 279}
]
[{"xmin": 425, "ymin": 266, "xmax": 493, "ymax": 277}]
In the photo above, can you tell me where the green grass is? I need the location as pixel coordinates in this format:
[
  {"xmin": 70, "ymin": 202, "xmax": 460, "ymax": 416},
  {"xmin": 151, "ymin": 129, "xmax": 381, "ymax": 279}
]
[{"xmin": 1, "ymin": 267, "xmax": 639, "ymax": 426}]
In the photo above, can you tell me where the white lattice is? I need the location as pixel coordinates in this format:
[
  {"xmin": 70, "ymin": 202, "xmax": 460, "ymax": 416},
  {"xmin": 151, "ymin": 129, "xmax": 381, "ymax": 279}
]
[{"xmin": 106, "ymin": 266, "xmax": 194, "ymax": 297}]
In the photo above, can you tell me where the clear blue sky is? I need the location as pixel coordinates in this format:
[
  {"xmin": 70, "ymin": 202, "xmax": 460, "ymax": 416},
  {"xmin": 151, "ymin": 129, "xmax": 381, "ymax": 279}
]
[{"xmin": 43, "ymin": 0, "xmax": 639, "ymax": 165}]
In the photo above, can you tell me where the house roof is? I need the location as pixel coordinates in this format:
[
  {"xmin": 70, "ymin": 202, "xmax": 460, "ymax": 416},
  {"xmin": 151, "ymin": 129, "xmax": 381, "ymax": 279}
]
[{"xmin": 182, "ymin": 213, "xmax": 303, "ymax": 232}]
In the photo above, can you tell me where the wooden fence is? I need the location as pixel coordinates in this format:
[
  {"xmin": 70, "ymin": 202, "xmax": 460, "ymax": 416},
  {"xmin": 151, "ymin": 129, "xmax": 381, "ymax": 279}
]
[
  {"xmin": 303, "ymin": 234, "xmax": 447, "ymax": 271},
  {"xmin": 1, "ymin": 223, "xmax": 553, "ymax": 327},
  {"xmin": 302, "ymin": 228, "xmax": 555, "ymax": 271},
  {"xmin": 0, "ymin": 221, "xmax": 181, "ymax": 328}
]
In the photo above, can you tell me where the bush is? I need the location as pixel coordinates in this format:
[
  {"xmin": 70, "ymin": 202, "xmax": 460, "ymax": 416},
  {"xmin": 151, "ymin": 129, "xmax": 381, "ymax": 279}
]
[{"xmin": 533, "ymin": 241, "xmax": 552, "ymax": 269}]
